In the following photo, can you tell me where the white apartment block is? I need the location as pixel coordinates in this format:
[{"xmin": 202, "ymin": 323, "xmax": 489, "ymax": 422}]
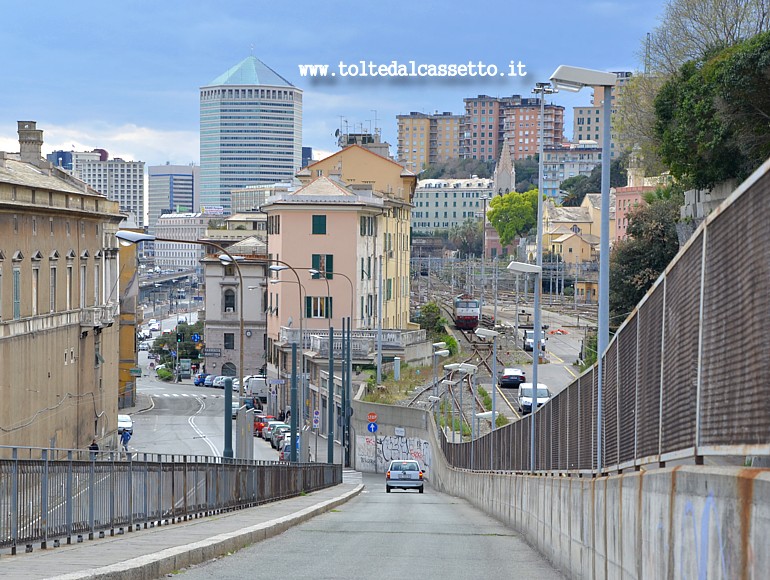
[
  {"xmin": 572, "ymin": 71, "xmax": 632, "ymax": 159},
  {"xmin": 411, "ymin": 178, "xmax": 493, "ymax": 234},
  {"xmin": 154, "ymin": 213, "xmax": 208, "ymax": 273},
  {"xmin": 542, "ymin": 143, "xmax": 603, "ymax": 200},
  {"xmin": 75, "ymin": 157, "xmax": 145, "ymax": 226}
]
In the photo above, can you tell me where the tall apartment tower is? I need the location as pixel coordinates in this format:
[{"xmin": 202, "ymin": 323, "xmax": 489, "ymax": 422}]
[
  {"xmin": 572, "ymin": 71, "xmax": 632, "ymax": 158},
  {"xmin": 147, "ymin": 164, "xmax": 200, "ymax": 236},
  {"xmin": 48, "ymin": 148, "xmax": 145, "ymax": 226},
  {"xmin": 199, "ymin": 56, "xmax": 302, "ymax": 214},
  {"xmin": 461, "ymin": 95, "xmax": 564, "ymax": 161},
  {"xmin": 396, "ymin": 111, "xmax": 462, "ymax": 172}
]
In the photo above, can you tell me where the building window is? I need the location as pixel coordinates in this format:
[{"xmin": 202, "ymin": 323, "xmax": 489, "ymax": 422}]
[
  {"xmin": 32, "ymin": 268, "xmax": 39, "ymax": 316},
  {"xmin": 13, "ymin": 268, "xmax": 21, "ymax": 320},
  {"xmin": 224, "ymin": 333, "xmax": 235, "ymax": 349},
  {"xmin": 66, "ymin": 265, "xmax": 73, "ymax": 310},
  {"xmin": 312, "ymin": 254, "xmax": 333, "ymax": 278},
  {"xmin": 312, "ymin": 214, "xmax": 327, "ymax": 234},
  {"xmin": 224, "ymin": 289, "xmax": 236, "ymax": 312},
  {"xmin": 306, "ymin": 296, "xmax": 332, "ymax": 319},
  {"xmin": 50, "ymin": 266, "xmax": 57, "ymax": 312}
]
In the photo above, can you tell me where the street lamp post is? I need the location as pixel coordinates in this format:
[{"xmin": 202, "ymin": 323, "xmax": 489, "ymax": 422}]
[
  {"xmin": 475, "ymin": 327, "xmax": 499, "ymax": 469},
  {"xmin": 116, "ymin": 230, "xmax": 246, "ymax": 460},
  {"xmin": 480, "ymin": 194, "xmax": 489, "ymax": 317},
  {"xmin": 550, "ymin": 65, "xmax": 616, "ymax": 473},
  {"xmin": 268, "ymin": 264, "xmax": 307, "ymax": 462},
  {"xmin": 432, "ymin": 342, "xmax": 450, "ymax": 424},
  {"xmin": 508, "ymin": 260, "xmax": 542, "ymax": 472}
]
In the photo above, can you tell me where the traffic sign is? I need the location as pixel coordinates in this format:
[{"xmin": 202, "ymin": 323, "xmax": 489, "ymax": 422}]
[
  {"xmin": 367, "ymin": 412, "xmax": 378, "ymax": 422},
  {"xmin": 367, "ymin": 422, "xmax": 378, "ymax": 433},
  {"xmin": 312, "ymin": 418, "xmax": 319, "ymax": 429},
  {"xmin": 269, "ymin": 379, "xmax": 285, "ymax": 385},
  {"xmin": 313, "ymin": 409, "xmax": 320, "ymax": 417},
  {"xmin": 191, "ymin": 333, "xmax": 201, "ymax": 342},
  {"xmin": 129, "ymin": 368, "xmax": 142, "ymax": 377}
]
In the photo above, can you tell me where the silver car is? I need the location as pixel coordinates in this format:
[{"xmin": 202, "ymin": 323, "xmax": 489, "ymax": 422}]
[{"xmin": 385, "ymin": 459, "xmax": 424, "ymax": 493}]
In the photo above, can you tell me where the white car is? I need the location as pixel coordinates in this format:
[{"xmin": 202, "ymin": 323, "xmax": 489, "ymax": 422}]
[
  {"xmin": 117, "ymin": 414, "xmax": 133, "ymax": 435},
  {"xmin": 518, "ymin": 383, "xmax": 551, "ymax": 414}
]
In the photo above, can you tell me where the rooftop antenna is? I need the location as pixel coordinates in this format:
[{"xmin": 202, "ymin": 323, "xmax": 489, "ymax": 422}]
[
  {"xmin": 371, "ymin": 109, "xmax": 379, "ymax": 135},
  {"xmin": 644, "ymin": 32, "xmax": 651, "ymax": 76}
]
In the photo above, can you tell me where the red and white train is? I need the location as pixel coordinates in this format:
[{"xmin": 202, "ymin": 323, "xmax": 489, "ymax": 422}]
[{"xmin": 453, "ymin": 294, "xmax": 480, "ymax": 330}]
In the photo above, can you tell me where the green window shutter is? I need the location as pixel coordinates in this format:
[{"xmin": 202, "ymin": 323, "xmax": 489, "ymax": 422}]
[
  {"xmin": 312, "ymin": 215, "xmax": 326, "ymax": 234},
  {"xmin": 312, "ymin": 254, "xmax": 320, "ymax": 279},
  {"xmin": 326, "ymin": 254, "xmax": 333, "ymax": 279},
  {"xmin": 306, "ymin": 296, "xmax": 312, "ymax": 318}
]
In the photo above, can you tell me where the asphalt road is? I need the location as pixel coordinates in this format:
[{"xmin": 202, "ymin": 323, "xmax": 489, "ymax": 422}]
[
  {"xmin": 133, "ymin": 349, "xmax": 277, "ymax": 461},
  {"xmin": 177, "ymin": 472, "xmax": 563, "ymax": 580}
]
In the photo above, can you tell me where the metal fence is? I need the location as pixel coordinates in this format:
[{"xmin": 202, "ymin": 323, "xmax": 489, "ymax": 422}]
[
  {"xmin": 0, "ymin": 446, "xmax": 341, "ymax": 553},
  {"xmin": 441, "ymin": 158, "xmax": 770, "ymax": 474}
]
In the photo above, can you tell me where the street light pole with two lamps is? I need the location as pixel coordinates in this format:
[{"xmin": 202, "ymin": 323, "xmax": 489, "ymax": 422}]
[{"xmin": 550, "ymin": 65, "xmax": 616, "ymax": 473}]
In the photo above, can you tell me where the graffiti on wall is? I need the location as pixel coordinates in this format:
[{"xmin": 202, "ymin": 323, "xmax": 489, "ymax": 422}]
[{"xmin": 355, "ymin": 434, "xmax": 432, "ymax": 473}]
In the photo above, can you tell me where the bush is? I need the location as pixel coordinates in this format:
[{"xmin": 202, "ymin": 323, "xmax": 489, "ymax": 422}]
[{"xmin": 156, "ymin": 368, "xmax": 174, "ymax": 382}]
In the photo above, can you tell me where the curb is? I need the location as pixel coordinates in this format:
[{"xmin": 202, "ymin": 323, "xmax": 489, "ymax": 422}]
[{"xmin": 49, "ymin": 483, "xmax": 364, "ymax": 580}]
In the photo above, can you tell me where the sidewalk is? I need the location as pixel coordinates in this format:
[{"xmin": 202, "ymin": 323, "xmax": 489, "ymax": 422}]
[{"xmin": 0, "ymin": 472, "xmax": 363, "ymax": 579}]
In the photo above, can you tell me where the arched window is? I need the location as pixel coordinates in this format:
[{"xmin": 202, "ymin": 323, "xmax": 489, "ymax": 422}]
[
  {"xmin": 224, "ymin": 289, "xmax": 236, "ymax": 312},
  {"xmin": 222, "ymin": 362, "xmax": 237, "ymax": 377}
]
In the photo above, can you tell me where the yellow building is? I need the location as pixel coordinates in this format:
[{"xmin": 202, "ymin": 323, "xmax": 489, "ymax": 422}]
[
  {"xmin": 0, "ymin": 122, "xmax": 124, "ymax": 451},
  {"xmin": 396, "ymin": 112, "xmax": 462, "ymax": 173}
]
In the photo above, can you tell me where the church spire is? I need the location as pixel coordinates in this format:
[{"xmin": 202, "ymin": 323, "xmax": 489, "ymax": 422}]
[{"xmin": 493, "ymin": 137, "xmax": 515, "ymax": 195}]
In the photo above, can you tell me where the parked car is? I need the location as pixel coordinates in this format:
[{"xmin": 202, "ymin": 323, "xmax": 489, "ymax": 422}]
[
  {"xmin": 271, "ymin": 425, "xmax": 291, "ymax": 448},
  {"xmin": 194, "ymin": 373, "xmax": 210, "ymax": 386},
  {"xmin": 117, "ymin": 414, "xmax": 134, "ymax": 435},
  {"xmin": 203, "ymin": 374, "xmax": 215, "ymax": 387},
  {"xmin": 385, "ymin": 459, "xmax": 424, "ymax": 493},
  {"xmin": 138, "ymin": 341, "xmax": 150, "ymax": 352},
  {"xmin": 278, "ymin": 437, "xmax": 294, "ymax": 461},
  {"xmin": 212, "ymin": 375, "xmax": 228, "ymax": 389},
  {"xmin": 499, "ymin": 367, "xmax": 526, "ymax": 389},
  {"xmin": 263, "ymin": 421, "xmax": 288, "ymax": 441},
  {"xmin": 253, "ymin": 414, "xmax": 275, "ymax": 437},
  {"xmin": 148, "ymin": 319, "xmax": 160, "ymax": 332},
  {"xmin": 518, "ymin": 383, "xmax": 551, "ymax": 414}
]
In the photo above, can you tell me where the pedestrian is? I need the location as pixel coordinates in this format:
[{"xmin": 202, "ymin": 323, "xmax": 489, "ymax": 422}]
[
  {"xmin": 89, "ymin": 438, "xmax": 99, "ymax": 460},
  {"xmin": 120, "ymin": 429, "xmax": 132, "ymax": 458},
  {"xmin": 278, "ymin": 410, "xmax": 285, "ymax": 422}
]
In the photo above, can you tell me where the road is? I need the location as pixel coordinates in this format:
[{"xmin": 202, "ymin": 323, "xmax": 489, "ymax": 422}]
[
  {"xmin": 132, "ymin": 347, "xmax": 277, "ymax": 462},
  {"xmin": 177, "ymin": 472, "xmax": 563, "ymax": 580}
]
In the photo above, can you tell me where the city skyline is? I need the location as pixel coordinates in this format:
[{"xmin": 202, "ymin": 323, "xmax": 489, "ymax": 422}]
[{"xmin": 0, "ymin": 1, "xmax": 665, "ymax": 166}]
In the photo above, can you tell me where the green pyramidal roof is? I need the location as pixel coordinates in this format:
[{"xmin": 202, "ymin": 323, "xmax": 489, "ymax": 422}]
[{"xmin": 205, "ymin": 56, "xmax": 294, "ymax": 88}]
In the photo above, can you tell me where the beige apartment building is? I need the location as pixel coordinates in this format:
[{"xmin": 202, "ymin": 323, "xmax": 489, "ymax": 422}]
[
  {"xmin": 0, "ymin": 122, "xmax": 124, "ymax": 451},
  {"xmin": 572, "ymin": 71, "xmax": 632, "ymax": 159},
  {"xmin": 396, "ymin": 111, "xmax": 462, "ymax": 172}
]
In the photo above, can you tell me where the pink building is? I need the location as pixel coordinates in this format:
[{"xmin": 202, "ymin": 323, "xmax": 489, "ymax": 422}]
[{"xmin": 614, "ymin": 185, "xmax": 652, "ymax": 241}]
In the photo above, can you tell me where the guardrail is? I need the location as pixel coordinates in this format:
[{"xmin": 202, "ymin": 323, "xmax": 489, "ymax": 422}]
[
  {"xmin": 440, "ymin": 157, "xmax": 770, "ymax": 474},
  {"xmin": 0, "ymin": 446, "xmax": 341, "ymax": 553}
]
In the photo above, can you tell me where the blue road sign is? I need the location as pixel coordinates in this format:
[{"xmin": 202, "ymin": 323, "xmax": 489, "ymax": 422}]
[
  {"xmin": 171, "ymin": 350, "xmax": 177, "ymax": 357},
  {"xmin": 191, "ymin": 333, "xmax": 201, "ymax": 342},
  {"xmin": 367, "ymin": 422, "xmax": 378, "ymax": 433}
]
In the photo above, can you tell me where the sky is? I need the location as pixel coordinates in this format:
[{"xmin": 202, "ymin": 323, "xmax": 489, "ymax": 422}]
[{"xmin": 0, "ymin": 0, "xmax": 667, "ymax": 167}]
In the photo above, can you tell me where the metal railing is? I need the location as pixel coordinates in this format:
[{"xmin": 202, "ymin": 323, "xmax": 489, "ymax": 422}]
[
  {"xmin": 441, "ymin": 157, "xmax": 770, "ymax": 474},
  {"xmin": 0, "ymin": 446, "xmax": 341, "ymax": 553}
]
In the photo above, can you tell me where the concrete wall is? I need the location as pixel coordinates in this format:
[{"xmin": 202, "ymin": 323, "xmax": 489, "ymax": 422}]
[
  {"xmin": 351, "ymin": 401, "xmax": 770, "ymax": 579},
  {"xmin": 351, "ymin": 392, "xmax": 433, "ymax": 475}
]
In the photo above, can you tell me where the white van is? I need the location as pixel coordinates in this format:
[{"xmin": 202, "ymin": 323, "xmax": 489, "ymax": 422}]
[
  {"xmin": 518, "ymin": 382, "xmax": 551, "ymax": 414},
  {"xmin": 245, "ymin": 376, "xmax": 268, "ymax": 402}
]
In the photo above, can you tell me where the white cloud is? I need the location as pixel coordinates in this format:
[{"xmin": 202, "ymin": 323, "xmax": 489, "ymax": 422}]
[{"xmin": 0, "ymin": 121, "xmax": 201, "ymax": 167}]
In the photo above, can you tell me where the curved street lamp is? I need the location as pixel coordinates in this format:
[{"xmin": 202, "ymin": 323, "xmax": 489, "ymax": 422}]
[
  {"xmin": 115, "ymin": 230, "xmax": 244, "ymax": 460},
  {"xmin": 550, "ymin": 65, "xmax": 616, "ymax": 473}
]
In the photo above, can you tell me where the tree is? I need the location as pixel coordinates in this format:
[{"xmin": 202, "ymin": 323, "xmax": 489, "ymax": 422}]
[
  {"xmin": 513, "ymin": 156, "xmax": 539, "ymax": 192},
  {"xmin": 609, "ymin": 194, "xmax": 682, "ymax": 327},
  {"xmin": 447, "ymin": 219, "xmax": 483, "ymax": 256},
  {"xmin": 486, "ymin": 189, "xmax": 538, "ymax": 247},
  {"xmin": 421, "ymin": 158, "xmax": 495, "ymax": 179},
  {"xmin": 417, "ymin": 302, "xmax": 446, "ymax": 335},
  {"xmin": 646, "ymin": 0, "xmax": 770, "ymax": 75},
  {"xmin": 559, "ymin": 156, "xmax": 628, "ymax": 207}
]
